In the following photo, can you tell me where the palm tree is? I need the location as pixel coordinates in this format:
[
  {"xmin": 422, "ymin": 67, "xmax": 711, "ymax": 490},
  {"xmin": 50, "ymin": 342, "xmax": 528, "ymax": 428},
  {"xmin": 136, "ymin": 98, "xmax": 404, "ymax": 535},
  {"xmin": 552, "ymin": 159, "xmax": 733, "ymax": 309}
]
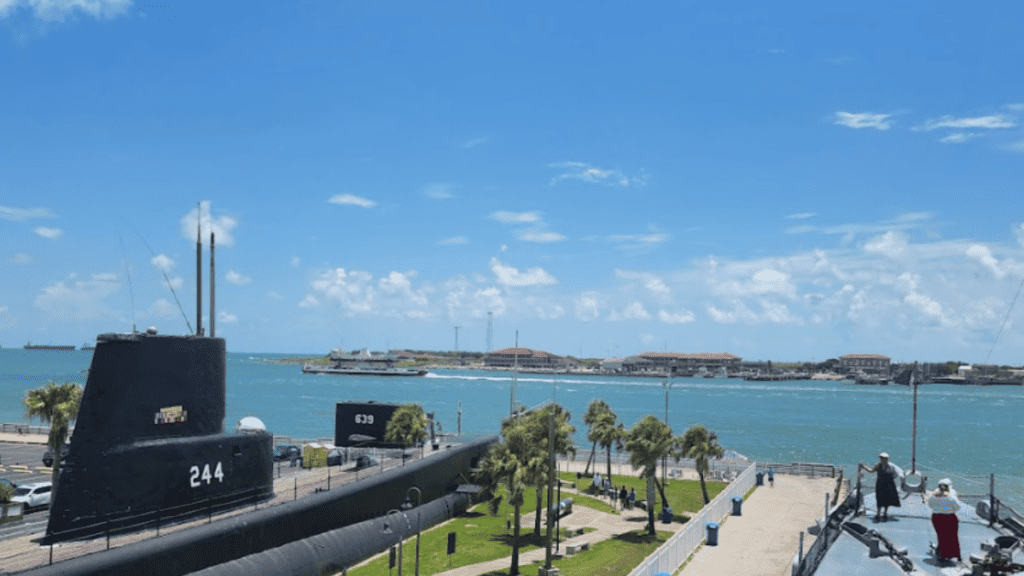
[
  {"xmin": 591, "ymin": 407, "xmax": 625, "ymax": 488},
  {"xmin": 520, "ymin": 404, "xmax": 576, "ymax": 536},
  {"xmin": 678, "ymin": 424, "xmax": 725, "ymax": 504},
  {"xmin": 383, "ymin": 403, "xmax": 429, "ymax": 449},
  {"xmin": 625, "ymin": 415, "xmax": 673, "ymax": 535},
  {"xmin": 582, "ymin": 399, "xmax": 610, "ymax": 476},
  {"xmin": 24, "ymin": 381, "xmax": 83, "ymax": 488},
  {"xmin": 476, "ymin": 418, "xmax": 532, "ymax": 576}
]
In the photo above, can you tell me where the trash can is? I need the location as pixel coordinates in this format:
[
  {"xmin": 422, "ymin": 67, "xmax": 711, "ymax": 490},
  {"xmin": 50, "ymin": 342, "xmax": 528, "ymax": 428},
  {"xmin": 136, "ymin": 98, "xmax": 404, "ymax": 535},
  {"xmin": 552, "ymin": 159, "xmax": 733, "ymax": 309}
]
[
  {"xmin": 706, "ymin": 522, "xmax": 719, "ymax": 546},
  {"xmin": 756, "ymin": 471, "xmax": 764, "ymax": 486},
  {"xmin": 660, "ymin": 506, "xmax": 673, "ymax": 524},
  {"xmin": 732, "ymin": 496, "xmax": 743, "ymax": 516}
]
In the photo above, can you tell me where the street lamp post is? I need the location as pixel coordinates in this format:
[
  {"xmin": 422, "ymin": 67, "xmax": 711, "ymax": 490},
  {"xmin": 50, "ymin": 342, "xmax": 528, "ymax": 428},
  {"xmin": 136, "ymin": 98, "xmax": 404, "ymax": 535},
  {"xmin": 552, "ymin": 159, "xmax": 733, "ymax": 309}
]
[
  {"xmin": 385, "ymin": 509, "xmax": 404, "ymax": 576},
  {"xmin": 662, "ymin": 370, "xmax": 674, "ymax": 508},
  {"xmin": 402, "ymin": 487, "xmax": 422, "ymax": 576}
]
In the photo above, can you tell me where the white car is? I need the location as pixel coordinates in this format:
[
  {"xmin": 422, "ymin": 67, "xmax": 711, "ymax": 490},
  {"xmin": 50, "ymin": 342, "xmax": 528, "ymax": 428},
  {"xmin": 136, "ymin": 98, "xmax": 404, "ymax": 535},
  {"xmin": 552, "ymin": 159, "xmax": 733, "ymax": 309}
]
[{"xmin": 11, "ymin": 482, "xmax": 52, "ymax": 509}]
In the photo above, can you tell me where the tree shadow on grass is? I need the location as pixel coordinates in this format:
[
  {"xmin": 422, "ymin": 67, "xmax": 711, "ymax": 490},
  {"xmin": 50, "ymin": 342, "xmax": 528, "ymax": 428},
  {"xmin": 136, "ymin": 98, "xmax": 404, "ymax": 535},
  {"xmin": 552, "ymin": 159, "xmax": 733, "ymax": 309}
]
[
  {"xmin": 460, "ymin": 510, "xmax": 486, "ymax": 519},
  {"xmin": 612, "ymin": 530, "xmax": 667, "ymax": 545},
  {"xmin": 489, "ymin": 531, "xmax": 548, "ymax": 549}
]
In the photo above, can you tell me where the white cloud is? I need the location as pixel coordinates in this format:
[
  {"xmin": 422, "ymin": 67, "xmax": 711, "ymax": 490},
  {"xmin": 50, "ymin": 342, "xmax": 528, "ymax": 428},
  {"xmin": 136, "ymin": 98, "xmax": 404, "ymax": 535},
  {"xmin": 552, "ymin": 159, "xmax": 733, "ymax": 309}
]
[
  {"xmin": 267, "ymin": 290, "xmax": 283, "ymax": 299},
  {"xmin": 226, "ymin": 270, "xmax": 252, "ymax": 285},
  {"xmin": 146, "ymin": 298, "xmax": 177, "ymax": 318},
  {"xmin": 34, "ymin": 273, "xmax": 121, "ymax": 322},
  {"xmin": 166, "ymin": 276, "xmax": 183, "ymax": 290},
  {"xmin": 34, "ymin": 226, "xmax": 62, "ymax": 239},
  {"xmin": 490, "ymin": 211, "xmax": 541, "ymax": 224},
  {"xmin": 489, "ymin": 257, "xmax": 557, "ymax": 287},
  {"xmin": 150, "ymin": 254, "xmax": 174, "ymax": 272},
  {"xmin": 217, "ymin": 310, "xmax": 239, "ymax": 323},
  {"xmin": 0, "ymin": 206, "xmax": 56, "ymax": 221},
  {"xmin": 327, "ymin": 194, "xmax": 376, "ymax": 208},
  {"xmin": 0, "ymin": 0, "xmax": 130, "ymax": 21},
  {"xmin": 180, "ymin": 201, "xmax": 238, "ymax": 246},
  {"xmin": 439, "ymin": 236, "xmax": 468, "ymax": 245},
  {"xmin": 788, "ymin": 213, "xmax": 934, "ymax": 241},
  {"xmin": 462, "ymin": 136, "xmax": 490, "ymax": 149},
  {"xmin": 607, "ymin": 226, "xmax": 670, "ymax": 250},
  {"xmin": 864, "ymin": 231, "xmax": 909, "ymax": 258},
  {"xmin": 832, "ymin": 111, "xmax": 893, "ymax": 130},
  {"xmin": 914, "ymin": 114, "xmax": 1015, "ymax": 132},
  {"xmin": 785, "ymin": 212, "xmax": 816, "ymax": 220},
  {"xmin": 548, "ymin": 161, "xmax": 638, "ymax": 187},
  {"xmin": 291, "ymin": 256, "xmax": 300, "ymax": 267},
  {"xmin": 658, "ymin": 309, "xmax": 695, "ymax": 324},
  {"xmin": 1016, "ymin": 223, "xmax": 1024, "ymax": 248},
  {"xmin": 712, "ymin": 268, "xmax": 796, "ymax": 299},
  {"xmin": 574, "ymin": 293, "xmax": 601, "ymax": 321},
  {"xmin": 517, "ymin": 230, "xmax": 566, "ymax": 243},
  {"xmin": 424, "ymin": 183, "xmax": 455, "ymax": 200},
  {"xmin": 939, "ymin": 133, "xmax": 980, "ymax": 144},
  {"xmin": 298, "ymin": 295, "xmax": 320, "ymax": 308},
  {"xmin": 11, "ymin": 252, "xmax": 32, "ymax": 264},
  {"xmin": 608, "ymin": 301, "xmax": 650, "ymax": 321},
  {"xmin": 308, "ymin": 267, "xmax": 434, "ymax": 319},
  {"xmin": 1006, "ymin": 103, "xmax": 1024, "ymax": 112},
  {"xmin": 443, "ymin": 277, "xmax": 505, "ymax": 320},
  {"xmin": 966, "ymin": 244, "xmax": 1005, "ymax": 279}
]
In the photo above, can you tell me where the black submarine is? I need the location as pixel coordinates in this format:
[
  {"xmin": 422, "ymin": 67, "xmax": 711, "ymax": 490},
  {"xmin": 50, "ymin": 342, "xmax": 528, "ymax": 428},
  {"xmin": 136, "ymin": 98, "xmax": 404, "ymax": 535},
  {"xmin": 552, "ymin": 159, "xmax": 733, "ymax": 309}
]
[{"xmin": 43, "ymin": 221, "xmax": 274, "ymax": 544}]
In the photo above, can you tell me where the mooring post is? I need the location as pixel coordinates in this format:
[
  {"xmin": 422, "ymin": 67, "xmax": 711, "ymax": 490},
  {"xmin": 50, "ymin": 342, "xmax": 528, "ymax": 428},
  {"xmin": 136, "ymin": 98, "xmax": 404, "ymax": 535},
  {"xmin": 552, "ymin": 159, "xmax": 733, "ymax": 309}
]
[
  {"xmin": 106, "ymin": 518, "xmax": 111, "ymax": 549},
  {"xmin": 294, "ymin": 477, "xmax": 298, "ymax": 500}
]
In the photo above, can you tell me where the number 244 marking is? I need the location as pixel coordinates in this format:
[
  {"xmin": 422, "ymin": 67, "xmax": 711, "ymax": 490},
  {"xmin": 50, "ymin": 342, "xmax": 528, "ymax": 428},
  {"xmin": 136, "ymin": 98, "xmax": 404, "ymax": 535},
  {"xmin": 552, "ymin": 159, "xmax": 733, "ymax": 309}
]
[{"xmin": 189, "ymin": 462, "xmax": 225, "ymax": 487}]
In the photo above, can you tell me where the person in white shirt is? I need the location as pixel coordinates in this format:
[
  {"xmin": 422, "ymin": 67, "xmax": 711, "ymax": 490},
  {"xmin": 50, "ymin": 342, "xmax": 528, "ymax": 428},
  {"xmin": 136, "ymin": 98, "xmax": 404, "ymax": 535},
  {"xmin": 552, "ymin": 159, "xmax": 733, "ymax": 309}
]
[{"xmin": 927, "ymin": 478, "xmax": 962, "ymax": 564}]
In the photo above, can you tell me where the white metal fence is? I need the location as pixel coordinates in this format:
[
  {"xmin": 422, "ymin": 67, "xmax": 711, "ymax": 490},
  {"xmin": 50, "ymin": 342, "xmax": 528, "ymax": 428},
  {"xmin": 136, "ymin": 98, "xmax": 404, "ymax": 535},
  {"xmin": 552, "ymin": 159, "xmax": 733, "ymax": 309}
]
[{"xmin": 627, "ymin": 462, "xmax": 757, "ymax": 576}]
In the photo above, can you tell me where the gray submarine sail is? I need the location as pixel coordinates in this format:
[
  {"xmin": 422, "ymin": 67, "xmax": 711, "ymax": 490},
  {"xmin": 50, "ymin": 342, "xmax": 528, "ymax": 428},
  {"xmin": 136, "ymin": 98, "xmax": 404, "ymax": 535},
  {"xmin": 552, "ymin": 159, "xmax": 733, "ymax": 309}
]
[{"xmin": 44, "ymin": 222, "xmax": 273, "ymax": 544}]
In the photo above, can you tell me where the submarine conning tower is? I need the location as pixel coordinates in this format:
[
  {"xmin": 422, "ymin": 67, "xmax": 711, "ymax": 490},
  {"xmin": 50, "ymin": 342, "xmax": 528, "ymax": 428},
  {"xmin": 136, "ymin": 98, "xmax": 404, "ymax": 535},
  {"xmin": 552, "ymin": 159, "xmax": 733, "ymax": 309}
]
[
  {"xmin": 45, "ymin": 328, "xmax": 274, "ymax": 544},
  {"xmin": 70, "ymin": 329, "xmax": 227, "ymax": 453}
]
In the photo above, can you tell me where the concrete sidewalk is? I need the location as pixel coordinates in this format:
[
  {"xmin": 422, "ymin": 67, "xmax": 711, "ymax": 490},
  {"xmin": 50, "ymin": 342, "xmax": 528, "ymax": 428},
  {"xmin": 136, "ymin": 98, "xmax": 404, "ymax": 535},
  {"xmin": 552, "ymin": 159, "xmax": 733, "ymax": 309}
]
[
  {"xmin": 679, "ymin": 475, "xmax": 838, "ymax": 576},
  {"xmin": 0, "ymin": 432, "xmax": 49, "ymax": 444},
  {"xmin": 419, "ymin": 474, "xmax": 838, "ymax": 576}
]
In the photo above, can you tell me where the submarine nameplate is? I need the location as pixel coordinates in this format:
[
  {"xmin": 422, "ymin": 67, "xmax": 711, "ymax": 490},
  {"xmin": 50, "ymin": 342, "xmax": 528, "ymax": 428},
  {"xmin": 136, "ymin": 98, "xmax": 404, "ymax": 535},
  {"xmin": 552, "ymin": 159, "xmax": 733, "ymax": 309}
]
[{"xmin": 155, "ymin": 405, "xmax": 188, "ymax": 425}]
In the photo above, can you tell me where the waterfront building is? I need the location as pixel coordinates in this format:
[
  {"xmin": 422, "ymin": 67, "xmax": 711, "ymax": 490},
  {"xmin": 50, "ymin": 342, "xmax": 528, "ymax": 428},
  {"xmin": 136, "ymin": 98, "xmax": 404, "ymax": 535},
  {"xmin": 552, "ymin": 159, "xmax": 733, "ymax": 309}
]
[
  {"xmin": 621, "ymin": 352, "xmax": 742, "ymax": 375},
  {"xmin": 484, "ymin": 347, "xmax": 568, "ymax": 370},
  {"xmin": 838, "ymin": 353, "xmax": 891, "ymax": 375}
]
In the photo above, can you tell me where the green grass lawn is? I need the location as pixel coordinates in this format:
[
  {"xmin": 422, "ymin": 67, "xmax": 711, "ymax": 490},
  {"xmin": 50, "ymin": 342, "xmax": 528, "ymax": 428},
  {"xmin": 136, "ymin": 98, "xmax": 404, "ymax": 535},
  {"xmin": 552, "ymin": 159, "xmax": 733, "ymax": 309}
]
[
  {"xmin": 480, "ymin": 530, "xmax": 673, "ymax": 576},
  {"xmin": 347, "ymin": 486, "xmax": 591, "ymax": 576},
  {"xmin": 560, "ymin": 472, "xmax": 726, "ymax": 519}
]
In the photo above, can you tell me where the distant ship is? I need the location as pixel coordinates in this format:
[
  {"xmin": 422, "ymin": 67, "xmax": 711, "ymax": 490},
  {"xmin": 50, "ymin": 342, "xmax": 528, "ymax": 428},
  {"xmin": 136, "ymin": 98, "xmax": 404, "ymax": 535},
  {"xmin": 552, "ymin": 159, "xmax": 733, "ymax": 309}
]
[
  {"xmin": 303, "ymin": 348, "xmax": 428, "ymax": 376},
  {"xmin": 81, "ymin": 342, "xmax": 96, "ymax": 351},
  {"xmin": 24, "ymin": 342, "xmax": 75, "ymax": 350}
]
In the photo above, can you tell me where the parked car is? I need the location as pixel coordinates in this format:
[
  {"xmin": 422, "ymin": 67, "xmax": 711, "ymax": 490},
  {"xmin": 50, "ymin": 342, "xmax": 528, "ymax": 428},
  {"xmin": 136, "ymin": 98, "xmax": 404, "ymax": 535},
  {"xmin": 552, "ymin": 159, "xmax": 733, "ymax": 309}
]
[
  {"xmin": 42, "ymin": 444, "xmax": 70, "ymax": 468},
  {"xmin": 11, "ymin": 482, "xmax": 52, "ymax": 510},
  {"xmin": 273, "ymin": 445, "xmax": 301, "ymax": 462},
  {"xmin": 354, "ymin": 455, "xmax": 378, "ymax": 470},
  {"xmin": 327, "ymin": 449, "xmax": 345, "ymax": 466}
]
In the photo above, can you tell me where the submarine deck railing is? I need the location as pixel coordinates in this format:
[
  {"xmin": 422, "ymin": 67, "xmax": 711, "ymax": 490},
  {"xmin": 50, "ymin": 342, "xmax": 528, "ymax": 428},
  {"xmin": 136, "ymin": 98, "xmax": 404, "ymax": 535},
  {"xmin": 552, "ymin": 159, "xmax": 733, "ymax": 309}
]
[{"xmin": 2, "ymin": 443, "xmax": 450, "ymax": 572}]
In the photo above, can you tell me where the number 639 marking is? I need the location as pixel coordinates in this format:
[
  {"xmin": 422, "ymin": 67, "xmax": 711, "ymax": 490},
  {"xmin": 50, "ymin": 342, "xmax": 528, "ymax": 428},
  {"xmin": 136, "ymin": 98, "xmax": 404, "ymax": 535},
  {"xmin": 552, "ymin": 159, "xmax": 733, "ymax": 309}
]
[{"xmin": 189, "ymin": 462, "xmax": 225, "ymax": 487}]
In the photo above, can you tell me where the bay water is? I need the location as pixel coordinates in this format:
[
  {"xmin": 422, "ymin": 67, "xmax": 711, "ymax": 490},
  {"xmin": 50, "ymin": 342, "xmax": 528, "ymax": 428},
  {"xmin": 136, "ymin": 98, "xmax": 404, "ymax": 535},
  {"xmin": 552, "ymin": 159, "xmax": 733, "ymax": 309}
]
[{"xmin": 3, "ymin": 349, "xmax": 1021, "ymax": 508}]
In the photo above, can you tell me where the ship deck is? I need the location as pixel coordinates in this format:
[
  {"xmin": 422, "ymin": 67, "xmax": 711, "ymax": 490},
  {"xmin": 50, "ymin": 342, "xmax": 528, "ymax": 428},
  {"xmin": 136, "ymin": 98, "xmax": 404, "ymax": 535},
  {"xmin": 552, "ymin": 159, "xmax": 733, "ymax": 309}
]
[{"xmin": 813, "ymin": 492, "xmax": 1016, "ymax": 576}]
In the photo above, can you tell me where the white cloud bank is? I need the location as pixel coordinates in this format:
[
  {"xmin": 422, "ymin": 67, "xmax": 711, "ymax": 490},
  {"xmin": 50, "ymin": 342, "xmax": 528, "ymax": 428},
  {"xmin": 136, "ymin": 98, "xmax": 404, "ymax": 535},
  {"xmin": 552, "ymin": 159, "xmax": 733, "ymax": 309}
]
[{"xmin": 0, "ymin": 0, "xmax": 130, "ymax": 21}]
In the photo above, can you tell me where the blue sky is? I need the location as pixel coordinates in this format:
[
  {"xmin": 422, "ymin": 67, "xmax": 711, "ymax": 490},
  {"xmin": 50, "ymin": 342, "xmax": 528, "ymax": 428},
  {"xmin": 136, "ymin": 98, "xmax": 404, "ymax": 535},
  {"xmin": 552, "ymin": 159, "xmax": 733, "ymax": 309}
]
[{"xmin": 2, "ymin": 1, "xmax": 1024, "ymax": 363}]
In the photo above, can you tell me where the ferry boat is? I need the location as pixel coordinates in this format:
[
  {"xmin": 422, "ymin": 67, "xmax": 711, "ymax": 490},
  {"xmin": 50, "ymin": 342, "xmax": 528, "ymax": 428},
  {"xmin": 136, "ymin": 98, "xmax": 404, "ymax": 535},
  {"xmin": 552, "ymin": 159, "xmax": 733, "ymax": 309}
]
[{"xmin": 302, "ymin": 348, "xmax": 428, "ymax": 376}]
